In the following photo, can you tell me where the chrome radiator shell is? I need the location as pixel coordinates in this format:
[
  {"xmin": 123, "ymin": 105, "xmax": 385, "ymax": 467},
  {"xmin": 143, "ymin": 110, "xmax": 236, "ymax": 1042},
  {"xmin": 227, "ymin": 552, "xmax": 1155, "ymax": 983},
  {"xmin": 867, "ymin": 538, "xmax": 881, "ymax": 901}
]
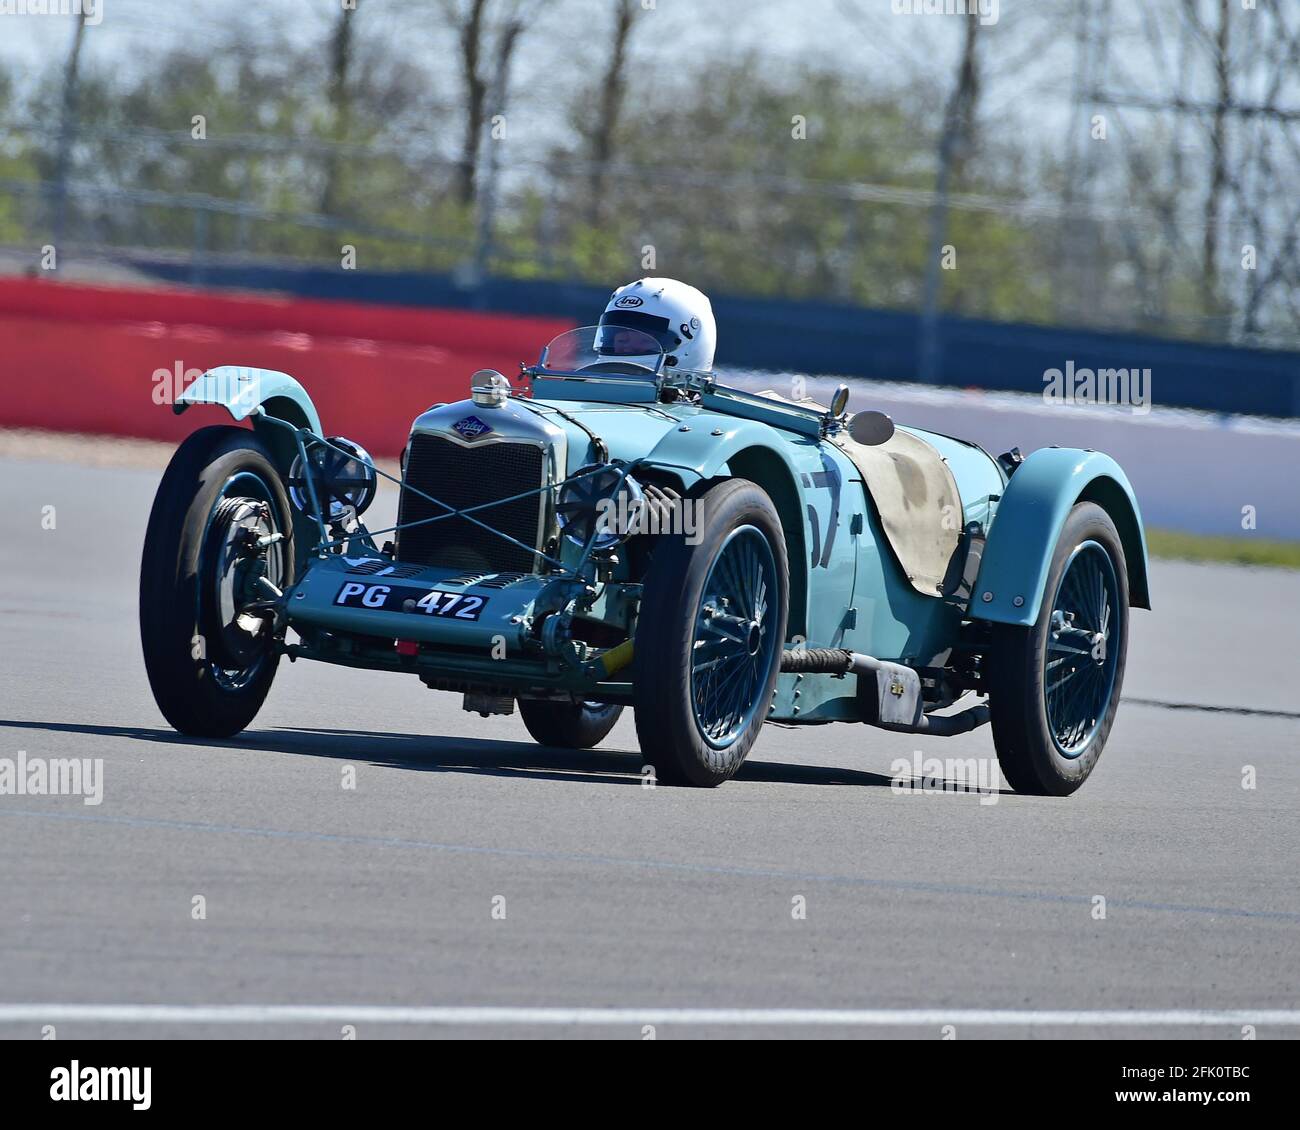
[{"xmin": 397, "ymin": 399, "xmax": 568, "ymax": 575}]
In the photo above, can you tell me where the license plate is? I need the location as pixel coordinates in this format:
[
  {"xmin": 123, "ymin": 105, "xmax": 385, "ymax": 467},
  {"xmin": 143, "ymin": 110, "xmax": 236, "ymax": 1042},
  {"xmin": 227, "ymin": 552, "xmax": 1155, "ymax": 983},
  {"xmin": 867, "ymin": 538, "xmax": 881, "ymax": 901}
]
[{"xmin": 333, "ymin": 580, "xmax": 485, "ymax": 621}]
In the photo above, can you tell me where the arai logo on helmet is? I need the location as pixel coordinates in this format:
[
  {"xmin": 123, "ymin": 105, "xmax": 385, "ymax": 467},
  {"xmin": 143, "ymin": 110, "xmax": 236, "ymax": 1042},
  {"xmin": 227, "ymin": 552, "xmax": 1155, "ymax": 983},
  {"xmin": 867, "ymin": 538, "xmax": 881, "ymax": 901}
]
[
  {"xmin": 451, "ymin": 415, "xmax": 493, "ymax": 440},
  {"xmin": 614, "ymin": 295, "xmax": 644, "ymax": 308}
]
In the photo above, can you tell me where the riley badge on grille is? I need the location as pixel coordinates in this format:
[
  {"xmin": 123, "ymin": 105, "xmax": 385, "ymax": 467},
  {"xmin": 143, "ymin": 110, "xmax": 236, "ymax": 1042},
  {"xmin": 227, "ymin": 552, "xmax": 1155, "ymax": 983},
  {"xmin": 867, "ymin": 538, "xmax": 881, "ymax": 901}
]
[{"xmin": 451, "ymin": 414, "xmax": 493, "ymax": 440}]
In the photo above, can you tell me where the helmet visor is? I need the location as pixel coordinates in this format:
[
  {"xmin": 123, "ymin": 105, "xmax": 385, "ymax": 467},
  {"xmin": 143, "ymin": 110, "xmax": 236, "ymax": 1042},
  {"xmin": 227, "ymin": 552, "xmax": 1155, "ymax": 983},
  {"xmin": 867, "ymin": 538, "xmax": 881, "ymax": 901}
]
[{"xmin": 595, "ymin": 310, "xmax": 682, "ymax": 356}]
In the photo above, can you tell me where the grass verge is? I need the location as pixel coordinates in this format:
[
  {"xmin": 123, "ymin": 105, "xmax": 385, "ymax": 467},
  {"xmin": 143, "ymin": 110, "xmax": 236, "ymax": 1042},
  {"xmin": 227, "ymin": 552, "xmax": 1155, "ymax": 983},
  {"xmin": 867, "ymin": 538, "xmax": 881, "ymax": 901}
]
[{"xmin": 1147, "ymin": 529, "xmax": 1300, "ymax": 570}]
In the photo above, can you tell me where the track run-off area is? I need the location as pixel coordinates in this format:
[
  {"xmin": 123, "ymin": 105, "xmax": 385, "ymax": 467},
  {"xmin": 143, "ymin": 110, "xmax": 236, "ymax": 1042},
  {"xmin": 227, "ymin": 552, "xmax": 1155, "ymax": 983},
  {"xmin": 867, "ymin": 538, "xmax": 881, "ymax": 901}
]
[{"xmin": 1, "ymin": 451, "xmax": 1297, "ymax": 1039}]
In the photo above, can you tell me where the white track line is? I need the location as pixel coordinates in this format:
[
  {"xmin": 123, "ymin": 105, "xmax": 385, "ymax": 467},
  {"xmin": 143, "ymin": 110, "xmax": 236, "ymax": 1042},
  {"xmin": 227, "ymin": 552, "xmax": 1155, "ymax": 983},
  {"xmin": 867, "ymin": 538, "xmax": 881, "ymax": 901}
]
[{"xmin": 1, "ymin": 1006, "xmax": 1298, "ymax": 1026}]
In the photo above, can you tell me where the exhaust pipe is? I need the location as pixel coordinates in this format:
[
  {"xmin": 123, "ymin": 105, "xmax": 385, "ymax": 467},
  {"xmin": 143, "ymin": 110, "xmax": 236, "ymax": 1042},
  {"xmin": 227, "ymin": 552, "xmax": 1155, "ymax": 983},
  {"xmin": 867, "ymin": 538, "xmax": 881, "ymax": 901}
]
[{"xmin": 780, "ymin": 648, "xmax": 989, "ymax": 736}]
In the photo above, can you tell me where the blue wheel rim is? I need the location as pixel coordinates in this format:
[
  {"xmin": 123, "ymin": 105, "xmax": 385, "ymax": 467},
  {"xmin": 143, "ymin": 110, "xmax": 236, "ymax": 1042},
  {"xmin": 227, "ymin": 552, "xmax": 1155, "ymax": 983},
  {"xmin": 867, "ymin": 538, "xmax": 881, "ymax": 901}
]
[
  {"xmin": 690, "ymin": 525, "xmax": 778, "ymax": 749},
  {"xmin": 1044, "ymin": 540, "xmax": 1121, "ymax": 758}
]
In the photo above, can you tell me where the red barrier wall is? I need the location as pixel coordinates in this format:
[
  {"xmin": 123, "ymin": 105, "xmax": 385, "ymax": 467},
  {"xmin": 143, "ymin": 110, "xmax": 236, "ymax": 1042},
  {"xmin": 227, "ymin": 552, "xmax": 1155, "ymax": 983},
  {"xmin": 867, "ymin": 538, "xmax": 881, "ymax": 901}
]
[{"xmin": 0, "ymin": 278, "xmax": 573, "ymax": 456}]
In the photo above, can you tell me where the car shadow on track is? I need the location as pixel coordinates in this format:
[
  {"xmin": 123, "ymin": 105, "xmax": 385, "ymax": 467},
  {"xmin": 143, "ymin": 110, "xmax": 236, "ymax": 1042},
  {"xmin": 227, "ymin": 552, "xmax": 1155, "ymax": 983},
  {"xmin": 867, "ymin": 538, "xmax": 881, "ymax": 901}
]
[{"xmin": 0, "ymin": 719, "xmax": 904, "ymax": 790}]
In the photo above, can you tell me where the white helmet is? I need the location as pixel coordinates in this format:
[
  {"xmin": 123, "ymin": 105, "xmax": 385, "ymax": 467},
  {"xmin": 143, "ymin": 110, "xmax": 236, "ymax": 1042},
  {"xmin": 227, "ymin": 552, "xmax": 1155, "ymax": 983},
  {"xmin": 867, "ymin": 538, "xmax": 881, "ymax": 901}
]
[{"xmin": 595, "ymin": 278, "xmax": 716, "ymax": 372}]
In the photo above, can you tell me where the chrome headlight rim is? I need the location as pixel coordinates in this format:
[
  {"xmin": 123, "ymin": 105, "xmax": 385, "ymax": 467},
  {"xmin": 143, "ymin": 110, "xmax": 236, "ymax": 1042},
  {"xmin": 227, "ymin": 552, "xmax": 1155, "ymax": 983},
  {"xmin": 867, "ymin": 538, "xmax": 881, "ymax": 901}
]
[
  {"xmin": 555, "ymin": 462, "xmax": 644, "ymax": 552},
  {"xmin": 288, "ymin": 436, "xmax": 378, "ymax": 524}
]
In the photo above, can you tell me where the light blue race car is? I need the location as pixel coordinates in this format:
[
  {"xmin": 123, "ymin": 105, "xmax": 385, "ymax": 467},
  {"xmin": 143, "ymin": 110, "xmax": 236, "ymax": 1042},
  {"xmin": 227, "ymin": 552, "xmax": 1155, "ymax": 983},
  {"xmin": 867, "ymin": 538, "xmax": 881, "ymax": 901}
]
[{"xmin": 140, "ymin": 322, "xmax": 1150, "ymax": 795}]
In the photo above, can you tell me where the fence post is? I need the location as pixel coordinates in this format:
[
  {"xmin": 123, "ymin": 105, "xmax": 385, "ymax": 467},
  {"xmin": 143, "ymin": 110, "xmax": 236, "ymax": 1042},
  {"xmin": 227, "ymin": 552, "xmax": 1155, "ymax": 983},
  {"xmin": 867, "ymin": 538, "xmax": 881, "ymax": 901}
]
[{"xmin": 190, "ymin": 207, "xmax": 209, "ymax": 287}]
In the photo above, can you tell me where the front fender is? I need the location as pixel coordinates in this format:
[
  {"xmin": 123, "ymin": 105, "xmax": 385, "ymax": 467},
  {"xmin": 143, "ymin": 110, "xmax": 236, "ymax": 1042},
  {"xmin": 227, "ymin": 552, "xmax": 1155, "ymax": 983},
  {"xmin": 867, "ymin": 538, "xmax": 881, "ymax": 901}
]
[
  {"xmin": 641, "ymin": 414, "xmax": 811, "ymax": 487},
  {"xmin": 972, "ymin": 447, "xmax": 1151, "ymax": 627},
  {"xmin": 638, "ymin": 415, "xmax": 820, "ymax": 642},
  {"xmin": 175, "ymin": 365, "xmax": 323, "ymax": 436}
]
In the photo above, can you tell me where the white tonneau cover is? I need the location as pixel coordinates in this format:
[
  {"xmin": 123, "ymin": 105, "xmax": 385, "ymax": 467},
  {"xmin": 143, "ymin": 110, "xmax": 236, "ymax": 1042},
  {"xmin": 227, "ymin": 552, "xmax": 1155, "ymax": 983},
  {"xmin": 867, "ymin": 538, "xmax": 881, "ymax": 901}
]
[
  {"xmin": 830, "ymin": 424, "xmax": 963, "ymax": 597},
  {"xmin": 758, "ymin": 391, "xmax": 963, "ymax": 597}
]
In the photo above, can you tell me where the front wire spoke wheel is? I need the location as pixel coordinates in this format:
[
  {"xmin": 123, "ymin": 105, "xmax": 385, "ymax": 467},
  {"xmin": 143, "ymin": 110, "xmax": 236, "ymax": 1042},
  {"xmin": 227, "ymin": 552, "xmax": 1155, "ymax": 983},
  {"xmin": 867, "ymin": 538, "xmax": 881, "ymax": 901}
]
[
  {"xmin": 140, "ymin": 426, "xmax": 294, "ymax": 738},
  {"xmin": 200, "ymin": 470, "xmax": 290, "ymax": 691},
  {"xmin": 690, "ymin": 526, "xmax": 778, "ymax": 748},
  {"xmin": 633, "ymin": 480, "xmax": 790, "ymax": 787}
]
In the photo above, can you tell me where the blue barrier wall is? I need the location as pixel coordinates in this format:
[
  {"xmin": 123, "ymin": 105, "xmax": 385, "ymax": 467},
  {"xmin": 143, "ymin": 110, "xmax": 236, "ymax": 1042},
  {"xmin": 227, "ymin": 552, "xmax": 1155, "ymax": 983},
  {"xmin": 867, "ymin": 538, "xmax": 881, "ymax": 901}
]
[{"xmin": 128, "ymin": 257, "xmax": 1300, "ymax": 417}]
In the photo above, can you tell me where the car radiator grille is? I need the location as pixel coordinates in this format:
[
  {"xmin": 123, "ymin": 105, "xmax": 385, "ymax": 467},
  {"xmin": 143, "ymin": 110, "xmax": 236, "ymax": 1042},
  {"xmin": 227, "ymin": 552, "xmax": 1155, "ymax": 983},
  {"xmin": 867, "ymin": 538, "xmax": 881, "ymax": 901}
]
[{"xmin": 397, "ymin": 433, "xmax": 546, "ymax": 574}]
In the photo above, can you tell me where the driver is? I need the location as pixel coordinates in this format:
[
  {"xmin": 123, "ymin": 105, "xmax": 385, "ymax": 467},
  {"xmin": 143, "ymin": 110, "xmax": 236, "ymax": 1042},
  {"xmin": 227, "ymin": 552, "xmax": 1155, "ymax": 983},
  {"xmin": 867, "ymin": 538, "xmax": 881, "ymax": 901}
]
[{"xmin": 593, "ymin": 278, "xmax": 717, "ymax": 373}]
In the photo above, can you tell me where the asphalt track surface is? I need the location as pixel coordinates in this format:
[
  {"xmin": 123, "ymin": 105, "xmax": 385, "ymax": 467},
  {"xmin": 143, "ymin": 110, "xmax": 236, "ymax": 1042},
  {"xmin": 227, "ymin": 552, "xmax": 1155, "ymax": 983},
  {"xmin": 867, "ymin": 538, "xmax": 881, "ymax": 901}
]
[{"xmin": 2, "ymin": 455, "xmax": 1298, "ymax": 1040}]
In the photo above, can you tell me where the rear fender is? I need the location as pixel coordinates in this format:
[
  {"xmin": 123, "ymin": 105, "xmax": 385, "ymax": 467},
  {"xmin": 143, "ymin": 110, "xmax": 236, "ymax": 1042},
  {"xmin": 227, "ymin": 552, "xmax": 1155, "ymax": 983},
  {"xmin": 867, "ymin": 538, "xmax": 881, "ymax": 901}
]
[{"xmin": 971, "ymin": 447, "xmax": 1151, "ymax": 627}]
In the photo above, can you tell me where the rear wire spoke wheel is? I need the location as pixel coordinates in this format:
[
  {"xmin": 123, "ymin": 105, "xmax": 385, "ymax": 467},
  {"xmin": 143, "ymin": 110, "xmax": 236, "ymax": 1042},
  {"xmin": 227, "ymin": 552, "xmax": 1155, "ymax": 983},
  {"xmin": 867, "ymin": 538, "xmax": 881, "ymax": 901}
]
[
  {"xmin": 518, "ymin": 698, "xmax": 623, "ymax": 749},
  {"xmin": 633, "ymin": 479, "xmax": 789, "ymax": 786},
  {"xmin": 989, "ymin": 502, "xmax": 1130, "ymax": 796},
  {"xmin": 140, "ymin": 426, "xmax": 294, "ymax": 737},
  {"xmin": 1045, "ymin": 542, "xmax": 1120, "ymax": 755}
]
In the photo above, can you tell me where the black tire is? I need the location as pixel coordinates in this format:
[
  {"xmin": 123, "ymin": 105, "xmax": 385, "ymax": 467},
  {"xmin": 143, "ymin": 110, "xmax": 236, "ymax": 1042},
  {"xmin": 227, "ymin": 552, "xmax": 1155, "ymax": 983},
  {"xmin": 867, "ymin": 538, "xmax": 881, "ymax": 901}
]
[
  {"xmin": 517, "ymin": 699, "xmax": 623, "ymax": 749},
  {"xmin": 988, "ymin": 501, "xmax": 1129, "ymax": 796},
  {"xmin": 140, "ymin": 425, "xmax": 294, "ymax": 737},
  {"xmin": 633, "ymin": 479, "xmax": 789, "ymax": 787}
]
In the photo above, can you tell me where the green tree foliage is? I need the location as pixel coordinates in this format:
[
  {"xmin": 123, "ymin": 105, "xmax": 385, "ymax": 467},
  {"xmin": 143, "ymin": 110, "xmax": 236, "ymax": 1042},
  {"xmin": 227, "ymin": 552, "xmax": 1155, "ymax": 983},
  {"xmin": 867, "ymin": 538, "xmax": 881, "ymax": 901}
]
[
  {"xmin": 0, "ymin": 27, "xmax": 1278, "ymax": 344},
  {"xmin": 0, "ymin": 69, "xmax": 42, "ymax": 244},
  {"xmin": 542, "ymin": 60, "xmax": 1045, "ymax": 316}
]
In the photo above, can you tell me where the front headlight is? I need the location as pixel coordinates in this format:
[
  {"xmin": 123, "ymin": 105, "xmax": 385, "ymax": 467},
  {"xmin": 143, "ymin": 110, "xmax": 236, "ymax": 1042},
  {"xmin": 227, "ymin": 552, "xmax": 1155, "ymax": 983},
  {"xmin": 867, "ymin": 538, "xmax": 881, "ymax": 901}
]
[
  {"xmin": 288, "ymin": 436, "xmax": 377, "ymax": 524},
  {"xmin": 555, "ymin": 463, "xmax": 643, "ymax": 551}
]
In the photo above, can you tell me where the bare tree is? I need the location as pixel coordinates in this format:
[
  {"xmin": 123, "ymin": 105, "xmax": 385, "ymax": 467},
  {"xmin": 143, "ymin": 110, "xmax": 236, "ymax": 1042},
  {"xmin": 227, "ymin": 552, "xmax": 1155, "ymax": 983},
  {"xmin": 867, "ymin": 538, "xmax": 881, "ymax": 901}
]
[
  {"xmin": 587, "ymin": 0, "xmax": 642, "ymax": 224},
  {"xmin": 948, "ymin": 9, "xmax": 983, "ymax": 185},
  {"xmin": 1202, "ymin": 0, "xmax": 1231, "ymax": 306},
  {"xmin": 1101, "ymin": 0, "xmax": 1299, "ymax": 339},
  {"xmin": 918, "ymin": 11, "xmax": 984, "ymax": 380},
  {"xmin": 471, "ymin": 2, "xmax": 530, "ymax": 277},
  {"xmin": 447, "ymin": 0, "xmax": 489, "ymax": 205},
  {"xmin": 1176, "ymin": 0, "xmax": 1234, "ymax": 309},
  {"xmin": 52, "ymin": 16, "xmax": 88, "ymax": 248},
  {"xmin": 440, "ymin": 0, "xmax": 541, "ymax": 207},
  {"xmin": 321, "ymin": 0, "xmax": 362, "ymax": 216}
]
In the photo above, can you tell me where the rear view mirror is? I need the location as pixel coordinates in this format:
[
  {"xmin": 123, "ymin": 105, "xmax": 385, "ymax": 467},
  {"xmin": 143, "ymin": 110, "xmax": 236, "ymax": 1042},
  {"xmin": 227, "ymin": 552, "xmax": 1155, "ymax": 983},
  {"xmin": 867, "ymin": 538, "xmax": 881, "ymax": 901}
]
[{"xmin": 848, "ymin": 410, "xmax": 895, "ymax": 446}]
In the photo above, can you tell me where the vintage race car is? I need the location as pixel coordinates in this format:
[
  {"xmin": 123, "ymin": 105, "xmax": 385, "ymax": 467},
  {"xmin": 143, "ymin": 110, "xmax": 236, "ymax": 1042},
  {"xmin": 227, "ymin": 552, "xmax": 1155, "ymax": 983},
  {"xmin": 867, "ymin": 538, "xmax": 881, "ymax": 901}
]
[{"xmin": 140, "ymin": 325, "xmax": 1150, "ymax": 794}]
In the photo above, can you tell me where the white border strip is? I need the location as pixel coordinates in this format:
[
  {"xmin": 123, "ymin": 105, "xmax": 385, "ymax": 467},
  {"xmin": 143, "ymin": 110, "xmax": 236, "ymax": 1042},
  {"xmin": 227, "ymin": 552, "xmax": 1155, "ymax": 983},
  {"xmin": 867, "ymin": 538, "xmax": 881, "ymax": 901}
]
[{"xmin": 2, "ymin": 1006, "xmax": 1299, "ymax": 1026}]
